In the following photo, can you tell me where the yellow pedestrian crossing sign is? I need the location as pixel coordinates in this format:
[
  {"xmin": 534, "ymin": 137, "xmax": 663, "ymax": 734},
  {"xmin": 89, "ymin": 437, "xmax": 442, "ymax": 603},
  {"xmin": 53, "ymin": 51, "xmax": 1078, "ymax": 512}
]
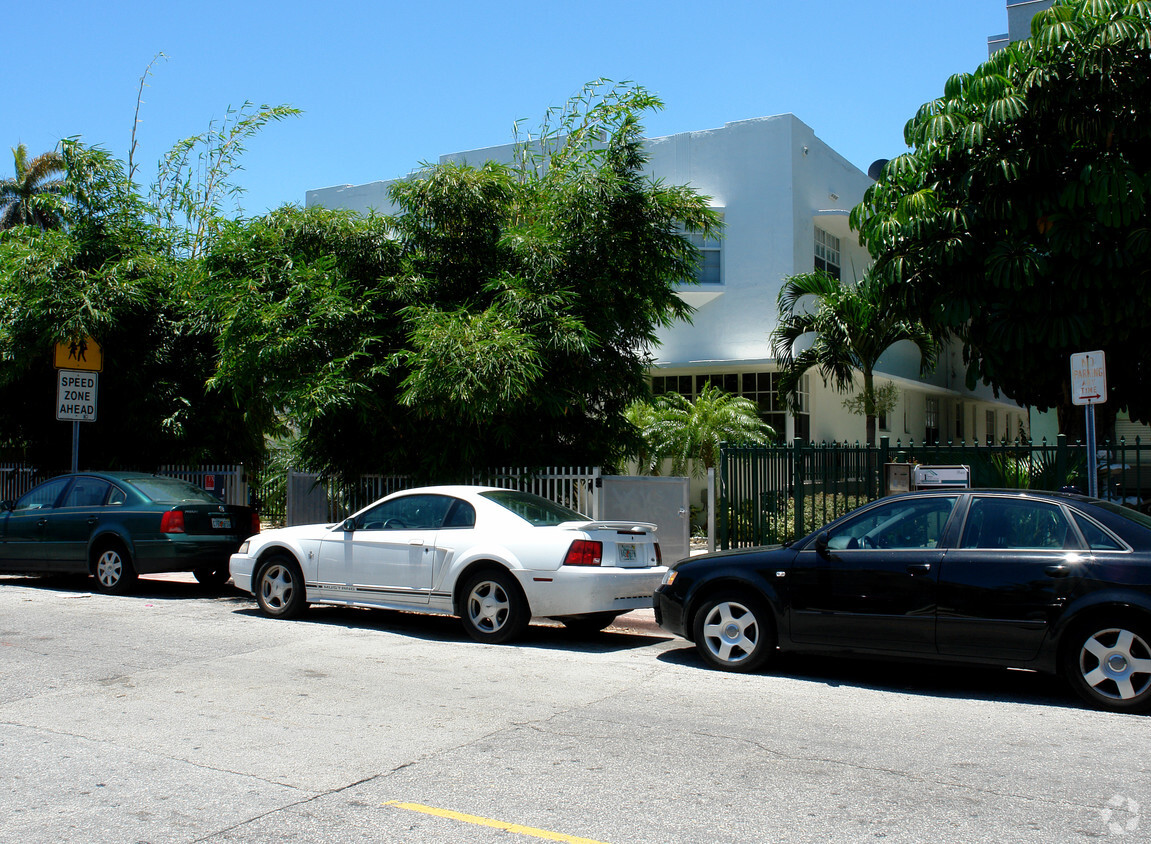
[{"xmin": 54, "ymin": 336, "xmax": 102, "ymax": 372}]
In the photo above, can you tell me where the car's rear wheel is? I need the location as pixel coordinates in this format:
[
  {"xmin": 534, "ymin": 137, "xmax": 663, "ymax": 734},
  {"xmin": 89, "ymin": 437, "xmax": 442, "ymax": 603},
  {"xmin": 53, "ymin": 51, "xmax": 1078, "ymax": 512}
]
[
  {"xmin": 460, "ymin": 570, "xmax": 529, "ymax": 644},
  {"xmin": 692, "ymin": 591, "xmax": 775, "ymax": 672},
  {"xmin": 92, "ymin": 543, "xmax": 138, "ymax": 595},
  {"xmin": 193, "ymin": 566, "xmax": 230, "ymax": 588},
  {"xmin": 255, "ymin": 556, "xmax": 307, "ymax": 619},
  {"xmin": 556, "ymin": 612, "xmax": 621, "ymax": 634},
  {"xmin": 1063, "ymin": 617, "xmax": 1151, "ymax": 713}
]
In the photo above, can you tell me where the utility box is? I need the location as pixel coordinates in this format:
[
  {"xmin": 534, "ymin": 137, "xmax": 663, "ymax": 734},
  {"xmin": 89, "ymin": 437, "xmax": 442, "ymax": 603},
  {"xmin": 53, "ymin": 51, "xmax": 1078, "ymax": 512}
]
[
  {"xmin": 884, "ymin": 463, "xmax": 971, "ymax": 494},
  {"xmin": 884, "ymin": 463, "xmax": 912, "ymax": 495}
]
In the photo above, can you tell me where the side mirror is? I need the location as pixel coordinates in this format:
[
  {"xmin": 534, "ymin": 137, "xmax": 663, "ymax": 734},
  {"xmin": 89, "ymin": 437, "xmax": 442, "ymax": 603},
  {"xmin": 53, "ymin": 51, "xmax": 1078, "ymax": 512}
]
[
  {"xmin": 341, "ymin": 518, "xmax": 356, "ymax": 532},
  {"xmin": 814, "ymin": 531, "xmax": 829, "ymax": 556},
  {"xmin": 0, "ymin": 500, "xmax": 12, "ymax": 512}
]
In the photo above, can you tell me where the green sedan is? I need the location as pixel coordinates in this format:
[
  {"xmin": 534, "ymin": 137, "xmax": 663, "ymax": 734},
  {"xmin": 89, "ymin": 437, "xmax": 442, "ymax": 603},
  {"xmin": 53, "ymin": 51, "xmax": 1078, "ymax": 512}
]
[{"xmin": 0, "ymin": 472, "xmax": 259, "ymax": 593}]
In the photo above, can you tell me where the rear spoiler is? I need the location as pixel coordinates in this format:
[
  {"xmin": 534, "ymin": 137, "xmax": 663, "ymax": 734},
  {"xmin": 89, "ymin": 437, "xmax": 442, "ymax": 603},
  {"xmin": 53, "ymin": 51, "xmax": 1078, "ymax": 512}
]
[{"xmin": 559, "ymin": 520, "xmax": 659, "ymax": 533}]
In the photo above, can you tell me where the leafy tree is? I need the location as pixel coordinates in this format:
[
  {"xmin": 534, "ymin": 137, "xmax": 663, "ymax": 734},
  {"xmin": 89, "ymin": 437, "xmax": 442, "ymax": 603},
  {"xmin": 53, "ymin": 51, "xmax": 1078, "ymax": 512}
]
[
  {"xmin": 204, "ymin": 81, "xmax": 720, "ymax": 479},
  {"xmin": 770, "ymin": 269, "xmax": 937, "ymax": 445},
  {"xmin": 152, "ymin": 101, "xmax": 300, "ymax": 258},
  {"xmin": 0, "ymin": 141, "xmax": 259, "ymax": 468},
  {"xmin": 0, "ymin": 144, "xmax": 66, "ymax": 230},
  {"xmin": 849, "ymin": 0, "xmax": 1151, "ymax": 437},
  {"xmin": 627, "ymin": 384, "xmax": 774, "ymax": 477}
]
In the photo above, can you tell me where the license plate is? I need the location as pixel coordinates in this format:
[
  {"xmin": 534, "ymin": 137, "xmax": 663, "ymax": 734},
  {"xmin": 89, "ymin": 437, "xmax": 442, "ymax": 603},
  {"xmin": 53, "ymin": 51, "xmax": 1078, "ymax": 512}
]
[
  {"xmin": 211, "ymin": 516, "xmax": 232, "ymax": 530},
  {"xmin": 618, "ymin": 543, "xmax": 637, "ymax": 562}
]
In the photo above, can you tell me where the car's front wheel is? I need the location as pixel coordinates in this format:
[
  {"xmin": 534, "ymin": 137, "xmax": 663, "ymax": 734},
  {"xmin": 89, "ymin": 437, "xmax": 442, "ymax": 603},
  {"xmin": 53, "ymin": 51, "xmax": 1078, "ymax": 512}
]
[
  {"xmin": 460, "ymin": 570, "xmax": 530, "ymax": 644},
  {"xmin": 692, "ymin": 591, "xmax": 775, "ymax": 672},
  {"xmin": 255, "ymin": 556, "xmax": 308, "ymax": 619},
  {"xmin": 1063, "ymin": 617, "xmax": 1151, "ymax": 713},
  {"xmin": 92, "ymin": 543, "xmax": 138, "ymax": 595}
]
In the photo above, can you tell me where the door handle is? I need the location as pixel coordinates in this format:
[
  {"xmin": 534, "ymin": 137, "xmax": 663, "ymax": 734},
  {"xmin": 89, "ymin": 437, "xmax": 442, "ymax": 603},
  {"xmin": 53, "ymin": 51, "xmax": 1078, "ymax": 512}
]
[
  {"xmin": 408, "ymin": 539, "xmax": 424, "ymax": 546},
  {"xmin": 1045, "ymin": 565, "xmax": 1070, "ymax": 578},
  {"xmin": 906, "ymin": 563, "xmax": 931, "ymax": 575},
  {"xmin": 87, "ymin": 517, "xmax": 99, "ymax": 526},
  {"xmin": 36, "ymin": 518, "xmax": 48, "ymax": 528}
]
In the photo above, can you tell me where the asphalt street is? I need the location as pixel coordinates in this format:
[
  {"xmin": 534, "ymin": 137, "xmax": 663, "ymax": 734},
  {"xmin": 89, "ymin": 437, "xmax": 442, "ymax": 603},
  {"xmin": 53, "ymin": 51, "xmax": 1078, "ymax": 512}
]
[{"xmin": 1, "ymin": 573, "xmax": 1149, "ymax": 843}]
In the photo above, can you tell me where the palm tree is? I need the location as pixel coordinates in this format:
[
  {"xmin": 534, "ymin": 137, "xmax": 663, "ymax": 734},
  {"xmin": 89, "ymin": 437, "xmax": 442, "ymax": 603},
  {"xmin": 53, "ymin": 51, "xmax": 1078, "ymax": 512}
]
[
  {"xmin": 630, "ymin": 383, "xmax": 775, "ymax": 478},
  {"xmin": 0, "ymin": 144, "xmax": 66, "ymax": 230},
  {"xmin": 770, "ymin": 269, "xmax": 937, "ymax": 445}
]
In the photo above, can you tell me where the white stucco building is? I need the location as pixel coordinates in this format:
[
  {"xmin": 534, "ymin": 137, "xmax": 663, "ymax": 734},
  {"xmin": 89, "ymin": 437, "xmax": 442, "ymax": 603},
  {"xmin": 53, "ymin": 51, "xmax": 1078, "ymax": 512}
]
[{"xmin": 307, "ymin": 114, "xmax": 1025, "ymax": 446}]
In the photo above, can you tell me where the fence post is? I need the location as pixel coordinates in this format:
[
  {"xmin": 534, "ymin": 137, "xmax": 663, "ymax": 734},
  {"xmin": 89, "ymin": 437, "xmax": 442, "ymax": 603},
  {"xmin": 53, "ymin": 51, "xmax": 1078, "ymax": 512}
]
[
  {"xmin": 718, "ymin": 445, "xmax": 729, "ymax": 551},
  {"xmin": 878, "ymin": 436, "xmax": 890, "ymax": 497},
  {"xmin": 1056, "ymin": 433, "xmax": 1068, "ymax": 488},
  {"xmin": 793, "ymin": 439, "xmax": 805, "ymax": 541}
]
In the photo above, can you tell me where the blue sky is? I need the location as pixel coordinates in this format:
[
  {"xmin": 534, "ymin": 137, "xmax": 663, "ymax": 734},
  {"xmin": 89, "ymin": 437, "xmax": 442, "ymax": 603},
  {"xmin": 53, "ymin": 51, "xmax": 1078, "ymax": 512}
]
[{"xmin": 6, "ymin": 0, "xmax": 1011, "ymax": 216}]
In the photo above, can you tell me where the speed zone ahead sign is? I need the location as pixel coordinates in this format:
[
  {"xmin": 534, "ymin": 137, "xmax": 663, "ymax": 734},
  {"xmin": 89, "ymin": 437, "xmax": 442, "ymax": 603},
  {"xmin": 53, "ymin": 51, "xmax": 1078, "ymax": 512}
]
[{"xmin": 57, "ymin": 369, "xmax": 98, "ymax": 422}]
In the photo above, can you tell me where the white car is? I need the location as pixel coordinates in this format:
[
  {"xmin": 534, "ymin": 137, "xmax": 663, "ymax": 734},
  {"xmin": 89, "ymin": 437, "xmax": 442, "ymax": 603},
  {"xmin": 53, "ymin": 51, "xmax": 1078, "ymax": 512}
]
[{"xmin": 230, "ymin": 485, "xmax": 665, "ymax": 642}]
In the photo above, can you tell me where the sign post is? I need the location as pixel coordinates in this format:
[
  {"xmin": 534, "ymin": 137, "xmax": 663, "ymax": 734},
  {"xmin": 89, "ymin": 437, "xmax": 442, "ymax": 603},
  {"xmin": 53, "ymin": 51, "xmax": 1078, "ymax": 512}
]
[
  {"xmin": 1070, "ymin": 351, "xmax": 1107, "ymax": 498},
  {"xmin": 53, "ymin": 337, "xmax": 102, "ymax": 472}
]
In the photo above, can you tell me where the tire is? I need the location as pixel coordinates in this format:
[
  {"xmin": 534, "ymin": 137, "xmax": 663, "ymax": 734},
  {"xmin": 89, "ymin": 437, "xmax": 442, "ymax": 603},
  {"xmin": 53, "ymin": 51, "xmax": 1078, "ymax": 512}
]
[
  {"xmin": 193, "ymin": 566, "xmax": 231, "ymax": 588},
  {"xmin": 556, "ymin": 612, "xmax": 622, "ymax": 634},
  {"xmin": 254, "ymin": 555, "xmax": 308, "ymax": 619},
  {"xmin": 460, "ymin": 569, "xmax": 530, "ymax": 644},
  {"xmin": 92, "ymin": 543, "xmax": 138, "ymax": 595},
  {"xmin": 691, "ymin": 590, "xmax": 775, "ymax": 672},
  {"xmin": 1062, "ymin": 617, "xmax": 1151, "ymax": 713}
]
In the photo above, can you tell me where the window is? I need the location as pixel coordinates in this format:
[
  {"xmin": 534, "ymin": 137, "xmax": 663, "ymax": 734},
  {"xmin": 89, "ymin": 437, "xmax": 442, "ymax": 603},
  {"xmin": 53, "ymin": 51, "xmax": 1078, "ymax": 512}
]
[
  {"xmin": 685, "ymin": 230, "xmax": 722, "ymax": 285},
  {"xmin": 355, "ymin": 494, "xmax": 456, "ymax": 531},
  {"xmin": 825, "ymin": 496, "xmax": 958, "ymax": 551},
  {"xmin": 986, "ymin": 409, "xmax": 997, "ymax": 445},
  {"xmin": 815, "ymin": 227, "xmax": 841, "ymax": 280},
  {"xmin": 481, "ymin": 490, "xmax": 587, "ymax": 525},
  {"xmin": 62, "ymin": 478, "xmax": 112, "ymax": 508},
  {"xmin": 652, "ymin": 371, "xmax": 807, "ymax": 440},
  {"xmin": 960, "ymin": 498, "xmax": 1073, "ymax": 550},
  {"xmin": 14, "ymin": 477, "xmax": 69, "ymax": 511},
  {"xmin": 925, "ymin": 397, "xmax": 940, "ymax": 445},
  {"xmin": 954, "ymin": 402, "xmax": 965, "ymax": 441},
  {"xmin": 1072, "ymin": 513, "xmax": 1125, "ymax": 551}
]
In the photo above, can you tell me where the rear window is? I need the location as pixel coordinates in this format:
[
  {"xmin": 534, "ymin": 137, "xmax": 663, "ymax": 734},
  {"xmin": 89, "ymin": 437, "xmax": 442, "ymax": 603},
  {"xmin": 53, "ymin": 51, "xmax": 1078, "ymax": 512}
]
[
  {"xmin": 480, "ymin": 490, "xmax": 587, "ymax": 526},
  {"xmin": 122, "ymin": 477, "xmax": 219, "ymax": 503}
]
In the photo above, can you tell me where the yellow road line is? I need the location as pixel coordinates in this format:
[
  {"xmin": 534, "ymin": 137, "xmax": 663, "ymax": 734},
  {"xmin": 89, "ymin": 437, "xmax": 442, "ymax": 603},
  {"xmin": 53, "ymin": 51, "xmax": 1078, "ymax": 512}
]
[{"xmin": 384, "ymin": 801, "xmax": 611, "ymax": 844}]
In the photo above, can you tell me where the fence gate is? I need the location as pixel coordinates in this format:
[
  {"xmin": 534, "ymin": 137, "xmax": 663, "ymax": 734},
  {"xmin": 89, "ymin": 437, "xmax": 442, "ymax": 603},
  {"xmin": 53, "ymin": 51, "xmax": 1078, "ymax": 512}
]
[{"xmin": 600, "ymin": 475, "xmax": 690, "ymax": 564}]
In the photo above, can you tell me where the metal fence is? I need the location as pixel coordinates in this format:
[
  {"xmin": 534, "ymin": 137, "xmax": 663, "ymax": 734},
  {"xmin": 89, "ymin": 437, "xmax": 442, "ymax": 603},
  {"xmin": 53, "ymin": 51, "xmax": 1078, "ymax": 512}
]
[
  {"xmin": 0, "ymin": 462, "xmax": 604, "ymax": 528},
  {"xmin": 719, "ymin": 435, "xmax": 1151, "ymax": 549}
]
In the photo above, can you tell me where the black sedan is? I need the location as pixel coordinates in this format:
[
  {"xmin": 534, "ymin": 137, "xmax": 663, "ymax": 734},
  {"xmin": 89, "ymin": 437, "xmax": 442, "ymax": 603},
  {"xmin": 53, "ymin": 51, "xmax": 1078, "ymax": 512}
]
[
  {"xmin": 655, "ymin": 489, "xmax": 1151, "ymax": 713},
  {"xmin": 0, "ymin": 472, "xmax": 259, "ymax": 593}
]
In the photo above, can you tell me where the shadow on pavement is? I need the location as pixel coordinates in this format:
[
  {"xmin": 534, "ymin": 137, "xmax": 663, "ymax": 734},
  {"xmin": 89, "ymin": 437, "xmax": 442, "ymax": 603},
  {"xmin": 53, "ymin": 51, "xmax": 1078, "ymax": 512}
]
[
  {"xmin": 232, "ymin": 602, "xmax": 673, "ymax": 654},
  {"xmin": 656, "ymin": 643, "xmax": 1084, "ymax": 710},
  {"xmin": 0, "ymin": 573, "xmax": 249, "ymax": 604}
]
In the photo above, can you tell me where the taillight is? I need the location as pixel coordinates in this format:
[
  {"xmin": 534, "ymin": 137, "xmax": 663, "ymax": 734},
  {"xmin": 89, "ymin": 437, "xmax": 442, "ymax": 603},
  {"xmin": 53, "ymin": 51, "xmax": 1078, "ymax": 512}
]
[
  {"xmin": 563, "ymin": 539, "xmax": 603, "ymax": 566},
  {"xmin": 250, "ymin": 512, "xmax": 261, "ymax": 535},
  {"xmin": 655, "ymin": 542, "xmax": 662, "ymax": 565},
  {"xmin": 160, "ymin": 510, "xmax": 185, "ymax": 534}
]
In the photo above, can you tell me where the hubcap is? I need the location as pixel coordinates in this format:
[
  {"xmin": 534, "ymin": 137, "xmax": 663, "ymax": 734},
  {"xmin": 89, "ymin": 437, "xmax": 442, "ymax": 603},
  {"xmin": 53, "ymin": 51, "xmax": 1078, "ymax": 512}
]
[
  {"xmin": 1080, "ymin": 628, "xmax": 1151, "ymax": 701},
  {"xmin": 468, "ymin": 581, "xmax": 509, "ymax": 632},
  {"xmin": 261, "ymin": 565, "xmax": 294, "ymax": 609},
  {"xmin": 702, "ymin": 601, "xmax": 759, "ymax": 664},
  {"xmin": 97, "ymin": 551, "xmax": 122, "ymax": 587}
]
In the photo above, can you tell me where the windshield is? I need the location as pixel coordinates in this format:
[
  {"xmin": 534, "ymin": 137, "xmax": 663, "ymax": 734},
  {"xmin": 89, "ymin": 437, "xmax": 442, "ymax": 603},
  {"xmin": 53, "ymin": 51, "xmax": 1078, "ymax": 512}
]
[
  {"xmin": 480, "ymin": 490, "xmax": 587, "ymax": 526},
  {"xmin": 123, "ymin": 476, "xmax": 220, "ymax": 504}
]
